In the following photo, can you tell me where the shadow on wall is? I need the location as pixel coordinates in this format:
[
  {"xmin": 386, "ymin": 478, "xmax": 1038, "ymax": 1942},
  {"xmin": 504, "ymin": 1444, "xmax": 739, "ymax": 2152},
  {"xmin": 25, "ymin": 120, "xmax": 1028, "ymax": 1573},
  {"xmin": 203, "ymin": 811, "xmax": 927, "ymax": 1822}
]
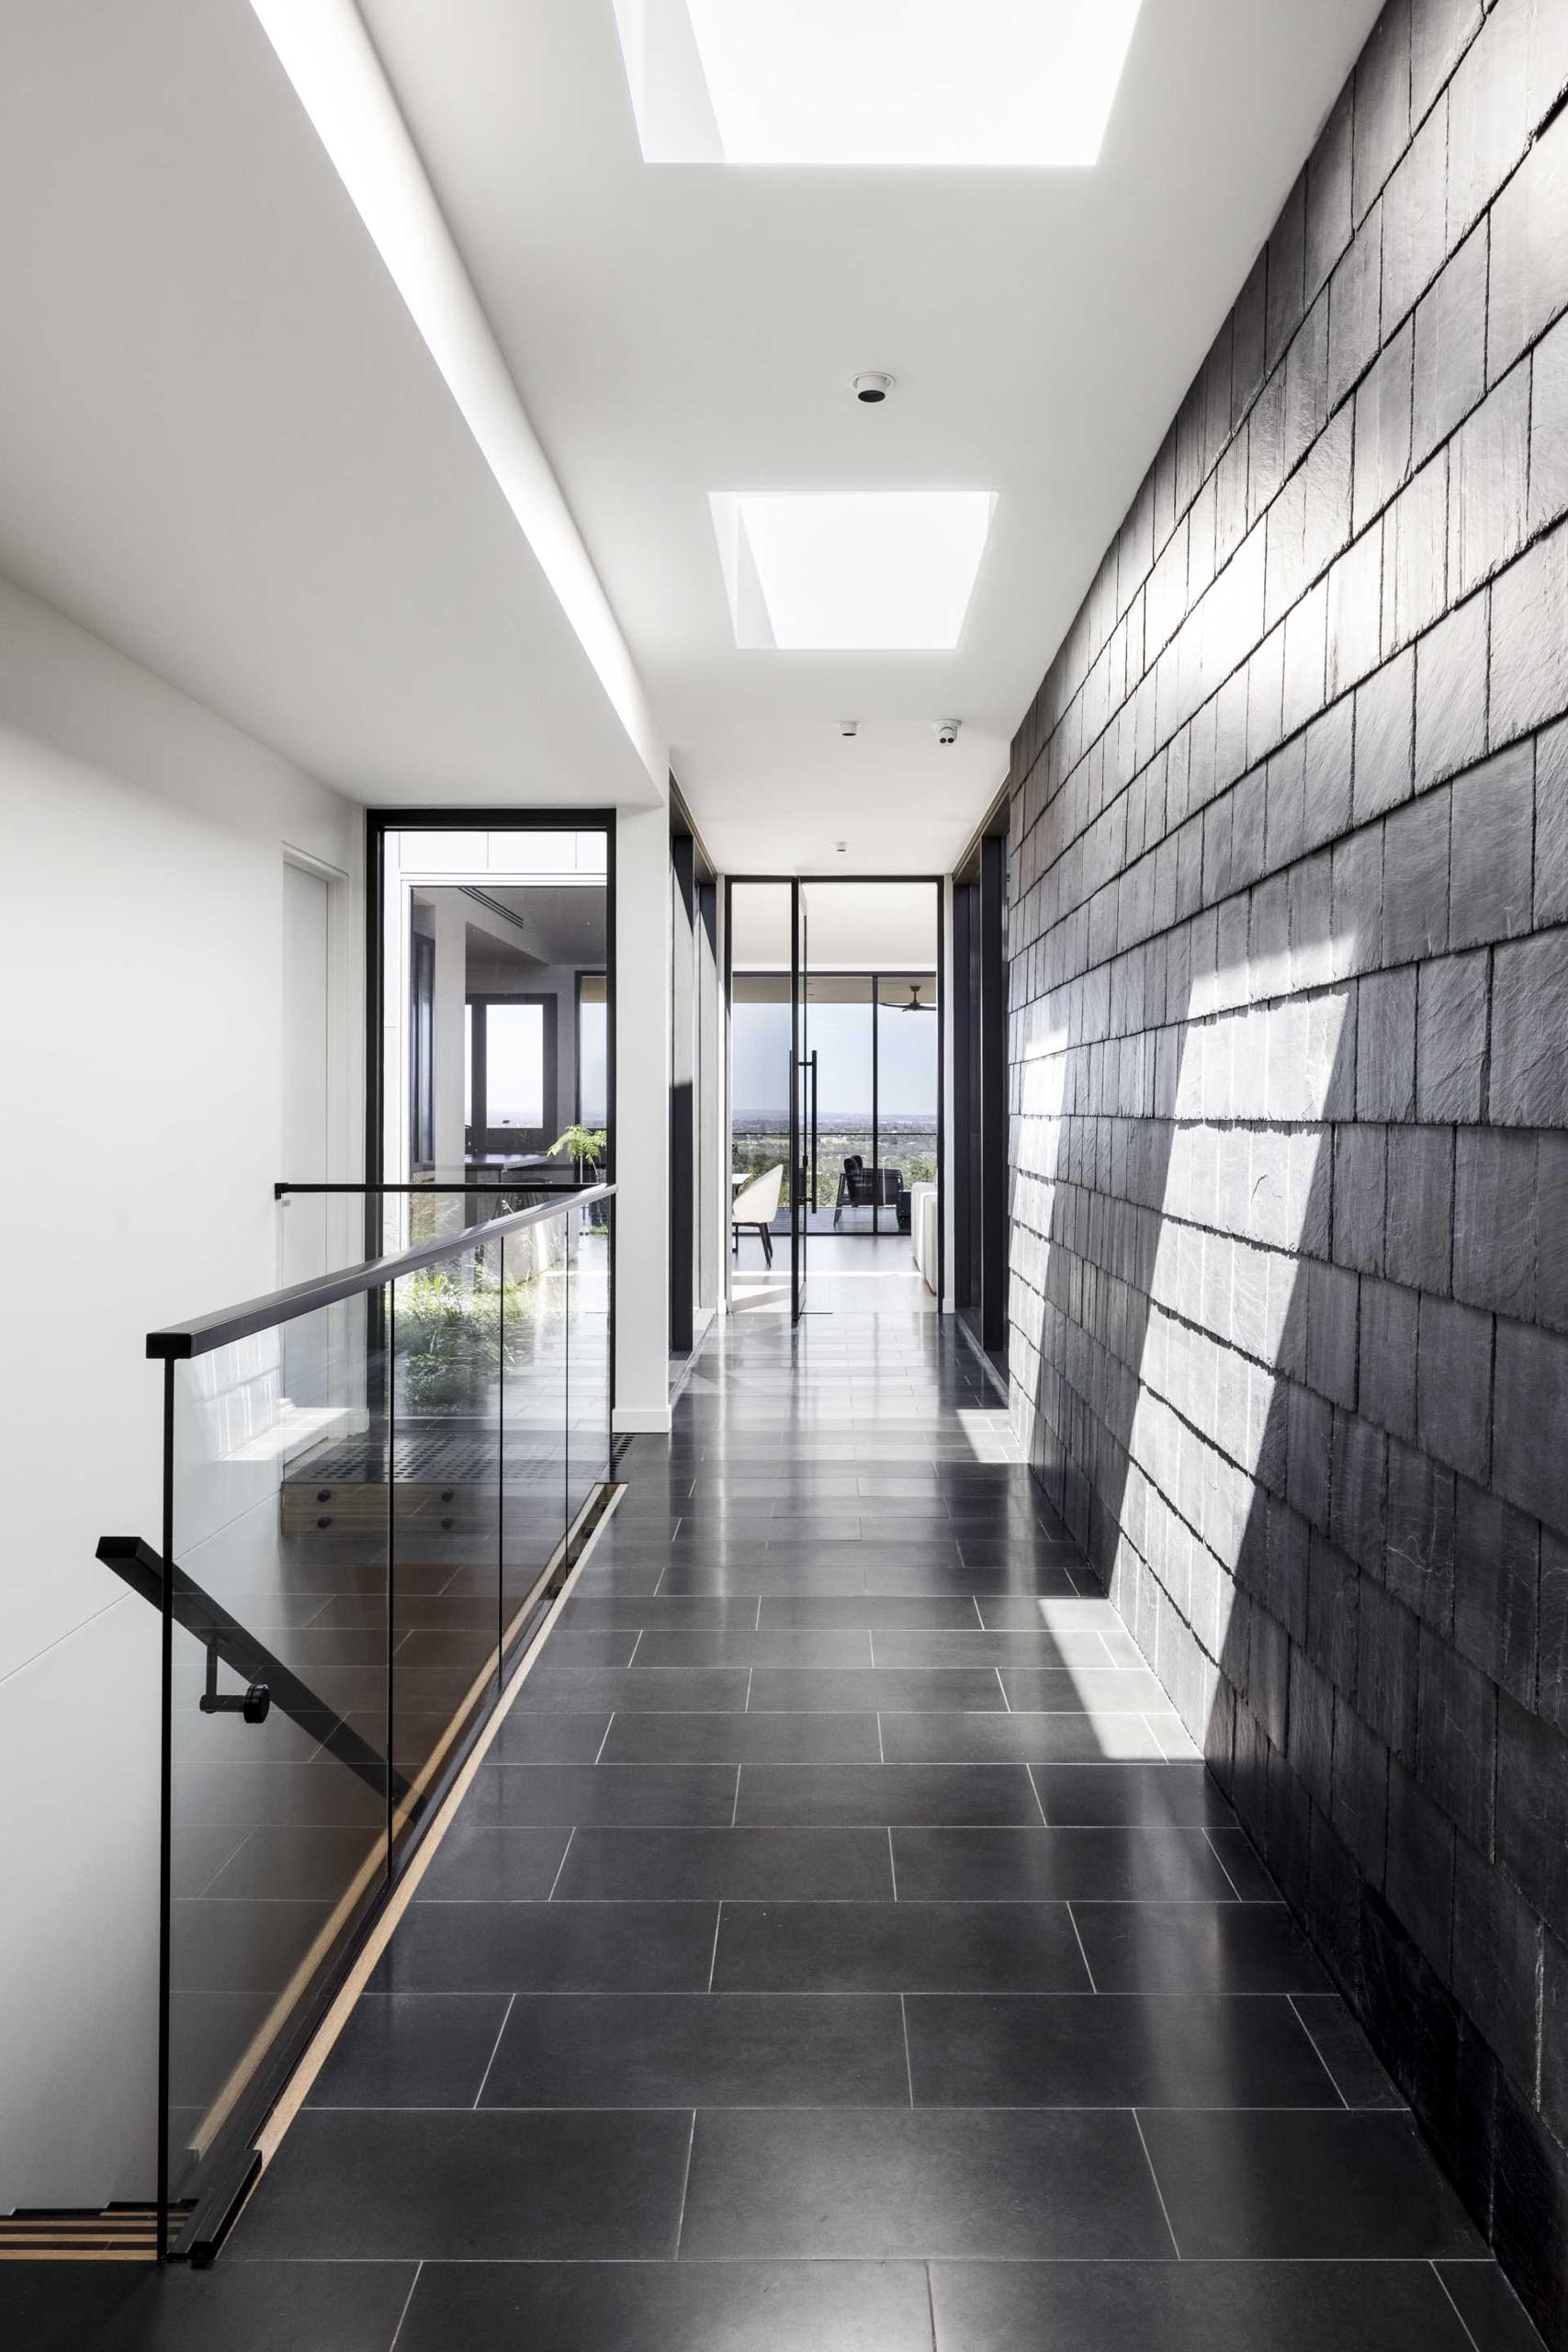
[{"xmin": 1010, "ymin": 875, "xmax": 1568, "ymax": 2324}]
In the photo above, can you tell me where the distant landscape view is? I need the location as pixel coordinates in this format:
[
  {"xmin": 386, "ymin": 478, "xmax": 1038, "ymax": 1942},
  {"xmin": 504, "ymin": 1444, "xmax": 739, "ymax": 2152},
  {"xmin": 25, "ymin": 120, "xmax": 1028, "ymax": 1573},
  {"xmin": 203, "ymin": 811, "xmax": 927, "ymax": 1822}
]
[{"xmin": 734, "ymin": 1113, "xmax": 937, "ymax": 1216}]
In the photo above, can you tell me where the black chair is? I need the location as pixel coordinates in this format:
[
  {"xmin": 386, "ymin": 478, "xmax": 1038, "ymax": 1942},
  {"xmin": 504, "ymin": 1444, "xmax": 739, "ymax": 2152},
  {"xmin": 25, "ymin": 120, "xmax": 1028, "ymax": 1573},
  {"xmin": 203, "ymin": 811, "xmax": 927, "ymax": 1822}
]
[{"xmin": 834, "ymin": 1156, "xmax": 903, "ymax": 1230}]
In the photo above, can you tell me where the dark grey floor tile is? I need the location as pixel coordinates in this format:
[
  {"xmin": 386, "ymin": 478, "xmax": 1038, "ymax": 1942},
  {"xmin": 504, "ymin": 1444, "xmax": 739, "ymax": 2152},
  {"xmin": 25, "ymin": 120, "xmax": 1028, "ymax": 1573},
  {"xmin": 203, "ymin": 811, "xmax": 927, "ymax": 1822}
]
[
  {"xmin": 416, "ymin": 1823, "xmax": 572, "ymax": 1899},
  {"xmin": 370, "ymin": 1901, "xmax": 718, "ymax": 1992},
  {"xmin": 1292, "ymin": 1994, "xmax": 1406, "ymax": 2108},
  {"xmin": 1205, "ymin": 1825, "xmax": 1280, "ymax": 1900},
  {"xmin": 715, "ymin": 1901, "xmax": 1091, "ymax": 1992},
  {"xmin": 1140, "ymin": 2110, "xmax": 1488, "ymax": 2257},
  {"xmin": 554, "ymin": 1826, "xmax": 893, "ymax": 1901},
  {"xmin": 681, "ymin": 2108, "xmax": 1170, "ymax": 2257},
  {"xmin": 750, "ymin": 1668, "xmax": 1007, "ymax": 1713},
  {"xmin": 555, "ymin": 1595, "xmax": 758, "ymax": 1629},
  {"xmin": 633, "ymin": 1629, "xmax": 874, "ymax": 1667},
  {"xmin": 906, "ymin": 1992, "xmax": 1337, "ymax": 2108},
  {"xmin": 999, "ymin": 1668, "xmax": 1171, "ymax": 1711},
  {"xmin": 1435, "ymin": 2262, "xmax": 1551, "ymax": 2350},
  {"xmin": 559, "ymin": 1561, "xmax": 664, "ymax": 1594},
  {"xmin": 517, "ymin": 1667, "xmax": 751, "ymax": 1713},
  {"xmin": 862, "ymin": 1565, "xmax": 1081, "ymax": 1597},
  {"xmin": 238, "ymin": 2109, "xmax": 691, "ymax": 2259},
  {"xmin": 169, "ymin": 1898, "xmax": 344, "ymax": 1993},
  {"xmin": 533, "ymin": 1627, "xmax": 639, "ymax": 1666},
  {"xmin": 602, "ymin": 1712, "xmax": 882, "ymax": 1764},
  {"xmin": 656, "ymin": 1562, "xmax": 868, "ymax": 1596},
  {"xmin": 0, "ymin": 2260, "xmax": 418, "ymax": 2352},
  {"xmin": 488, "ymin": 1711, "xmax": 612, "ymax": 1762},
  {"xmin": 881, "ymin": 1712, "xmax": 1167, "ymax": 1763},
  {"xmin": 893, "ymin": 1826, "xmax": 1237, "ymax": 1902},
  {"xmin": 870, "ymin": 1629, "xmax": 1112, "ymax": 1668},
  {"xmin": 1032, "ymin": 1762, "xmax": 1235, "ymax": 1826},
  {"xmin": 480, "ymin": 1992, "xmax": 908, "ymax": 2108},
  {"xmin": 929, "ymin": 2259, "xmax": 1478, "ymax": 2352},
  {"xmin": 306, "ymin": 1992, "xmax": 510, "ymax": 2107},
  {"xmin": 760, "ymin": 1596, "xmax": 979, "ymax": 1629},
  {"xmin": 200, "ymin": 1824, "xmax": 386, "ymax": 1903},
  {"xmin": 463, "ymin": 1764, "xmax": 739, "ymax": 1826},
  {"xmin": 737, "ymin": 1763, "xmax": 1038, "ymax": 1825},
  {"xmin": 1073, "ymin": 1901, "xmax": 1332, "ymax": 1993},
  {"xmin": 396, "ymin": 2258, "xmax": 933, "ymax": 2352}
]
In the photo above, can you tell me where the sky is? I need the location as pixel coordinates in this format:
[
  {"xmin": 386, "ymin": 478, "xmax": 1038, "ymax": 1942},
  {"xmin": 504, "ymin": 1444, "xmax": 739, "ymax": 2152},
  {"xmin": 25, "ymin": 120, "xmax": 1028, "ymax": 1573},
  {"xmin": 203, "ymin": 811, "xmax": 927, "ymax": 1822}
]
[{"xmin": 732, "ymin": 998, "xmax": 938, "ymax": 1120}]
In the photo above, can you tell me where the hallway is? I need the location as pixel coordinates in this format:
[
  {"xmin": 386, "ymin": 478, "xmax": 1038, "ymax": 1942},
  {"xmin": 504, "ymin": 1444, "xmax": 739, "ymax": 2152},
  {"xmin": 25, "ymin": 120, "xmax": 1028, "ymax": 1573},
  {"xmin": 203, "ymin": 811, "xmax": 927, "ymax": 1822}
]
[{"xmin": 12, "ymin": 1309, "xmax": 1526, "ymax": 2350}]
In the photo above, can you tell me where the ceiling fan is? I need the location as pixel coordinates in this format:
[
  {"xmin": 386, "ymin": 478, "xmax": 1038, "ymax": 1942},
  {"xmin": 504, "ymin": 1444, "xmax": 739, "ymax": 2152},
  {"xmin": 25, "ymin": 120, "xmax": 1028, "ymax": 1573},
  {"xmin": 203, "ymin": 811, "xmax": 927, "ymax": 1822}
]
[{"xmin": 897, "ymin": 982, "xmax": 935, "ymax": 1012}]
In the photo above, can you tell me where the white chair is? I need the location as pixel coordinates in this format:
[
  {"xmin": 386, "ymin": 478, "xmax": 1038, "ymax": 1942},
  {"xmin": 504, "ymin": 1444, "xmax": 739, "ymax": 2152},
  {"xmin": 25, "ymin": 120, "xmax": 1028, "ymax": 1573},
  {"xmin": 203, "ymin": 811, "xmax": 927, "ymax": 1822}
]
[{"xmin": 731, "ymin": 1164, "xmax": 784, "ymax": 1266}]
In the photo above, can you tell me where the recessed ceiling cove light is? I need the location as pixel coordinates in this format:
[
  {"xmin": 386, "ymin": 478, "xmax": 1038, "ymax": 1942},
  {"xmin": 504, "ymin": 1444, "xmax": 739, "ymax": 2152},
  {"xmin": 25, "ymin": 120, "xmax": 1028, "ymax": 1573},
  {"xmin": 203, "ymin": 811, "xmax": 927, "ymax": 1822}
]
[
  {"xmin": 612, "ymin": 0, "xmax": 1142, "ymax": 167},
  {"xmin": 709, "ymin": 492, "xmax": 995, "ymax": 652}
]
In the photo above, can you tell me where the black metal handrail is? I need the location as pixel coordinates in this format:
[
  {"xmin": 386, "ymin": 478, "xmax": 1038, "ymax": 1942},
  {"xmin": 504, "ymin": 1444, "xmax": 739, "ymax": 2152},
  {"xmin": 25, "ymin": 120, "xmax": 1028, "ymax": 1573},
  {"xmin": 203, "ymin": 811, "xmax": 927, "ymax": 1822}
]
[
  {"xmin": 96, "ymin": 1537, "xmax": 407, "ymax": 1804},
  {"xmin": 149, "ymin": 1182, "xmax": 614, "ymax": 1358}
]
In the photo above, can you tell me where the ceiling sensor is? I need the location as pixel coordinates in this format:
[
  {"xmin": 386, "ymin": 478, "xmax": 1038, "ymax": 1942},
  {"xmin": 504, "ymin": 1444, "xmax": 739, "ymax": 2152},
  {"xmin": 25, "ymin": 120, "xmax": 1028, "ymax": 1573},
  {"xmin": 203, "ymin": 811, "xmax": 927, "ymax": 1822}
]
[
  {"xmin": 839, "ymin": 719, "xmax": 859, "ymax": 739},
  {"xmin": 834, "ymin": 841, "xmax": 849, "ymax": 854},
  {"xmin": 852, "ymin": 371, "xmax": 895, "ymax": 403},
  {"xmin": 935, "ymin": 718, "xmax": 961, "ymax": 746}
]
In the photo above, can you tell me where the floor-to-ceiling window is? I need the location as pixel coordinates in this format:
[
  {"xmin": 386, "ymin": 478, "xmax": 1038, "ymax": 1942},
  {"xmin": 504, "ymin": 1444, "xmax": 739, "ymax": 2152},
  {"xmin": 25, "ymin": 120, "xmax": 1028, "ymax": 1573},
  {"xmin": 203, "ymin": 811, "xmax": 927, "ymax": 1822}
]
[{"xmin": 374, "ymin": 820, "xmax": 612, "ymax": 1248}]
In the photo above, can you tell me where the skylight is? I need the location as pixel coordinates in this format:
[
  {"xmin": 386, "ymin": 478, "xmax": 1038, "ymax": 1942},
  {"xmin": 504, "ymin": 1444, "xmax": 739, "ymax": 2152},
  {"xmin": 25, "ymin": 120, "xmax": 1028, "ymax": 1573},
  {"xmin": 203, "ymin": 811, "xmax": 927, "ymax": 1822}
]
[
  {"xmin": 612, "ymin": 0, "xmax": 1142, "ymax": 167},
  {"xmin": 710, "ymin": 492, "xmax": 995, "ymax": 651}
]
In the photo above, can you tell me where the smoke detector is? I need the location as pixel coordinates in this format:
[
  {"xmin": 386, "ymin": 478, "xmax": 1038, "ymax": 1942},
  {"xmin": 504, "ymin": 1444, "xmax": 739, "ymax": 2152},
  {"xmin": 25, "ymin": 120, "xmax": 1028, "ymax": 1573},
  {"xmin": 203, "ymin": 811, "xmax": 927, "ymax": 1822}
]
[
  {"xmin": 839, "ymin": 719, "xmax": 860, "ymax": 739},
  {"xmin": 852, "ymin": 372, "xmax": 895, "ymax": 404}
]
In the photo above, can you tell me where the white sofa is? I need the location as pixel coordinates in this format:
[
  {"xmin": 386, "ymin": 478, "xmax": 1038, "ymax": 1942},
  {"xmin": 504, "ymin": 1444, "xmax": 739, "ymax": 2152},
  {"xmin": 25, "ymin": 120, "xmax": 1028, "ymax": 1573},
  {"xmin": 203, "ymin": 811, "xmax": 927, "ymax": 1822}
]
[{"xmin": 908, "ymin": 1182, "xmax": 939, "ymax": 1294}]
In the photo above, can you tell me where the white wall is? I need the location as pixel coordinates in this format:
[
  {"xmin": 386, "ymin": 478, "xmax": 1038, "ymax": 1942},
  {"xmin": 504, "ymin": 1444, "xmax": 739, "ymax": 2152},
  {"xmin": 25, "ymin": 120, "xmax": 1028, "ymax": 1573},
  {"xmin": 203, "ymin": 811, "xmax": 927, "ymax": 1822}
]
[
  {"xmin": 614, "ymin": 805, "xmax": 671, "ymax": 1429},
  {"xmin": 0, "ymin": 573, "xmax": 362, "ymax": 2207}
]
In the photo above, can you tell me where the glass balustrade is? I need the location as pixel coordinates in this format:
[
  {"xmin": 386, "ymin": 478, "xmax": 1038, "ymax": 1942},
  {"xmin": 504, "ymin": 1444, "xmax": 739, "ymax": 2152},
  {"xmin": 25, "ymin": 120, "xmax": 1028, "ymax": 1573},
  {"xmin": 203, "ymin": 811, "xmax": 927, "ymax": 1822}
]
[{"xmin": 118, "ymin": 1185, "xmax": 615, "ymax": 2257}]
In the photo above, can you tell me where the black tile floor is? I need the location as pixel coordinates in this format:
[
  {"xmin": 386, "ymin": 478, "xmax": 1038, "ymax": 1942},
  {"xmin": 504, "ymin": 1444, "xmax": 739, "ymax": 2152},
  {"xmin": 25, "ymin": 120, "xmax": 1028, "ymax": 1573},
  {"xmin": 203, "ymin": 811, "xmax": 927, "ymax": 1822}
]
[{"xmin": 9, "ymin": 1313, "xmax": 1543, "ymax": 2348}]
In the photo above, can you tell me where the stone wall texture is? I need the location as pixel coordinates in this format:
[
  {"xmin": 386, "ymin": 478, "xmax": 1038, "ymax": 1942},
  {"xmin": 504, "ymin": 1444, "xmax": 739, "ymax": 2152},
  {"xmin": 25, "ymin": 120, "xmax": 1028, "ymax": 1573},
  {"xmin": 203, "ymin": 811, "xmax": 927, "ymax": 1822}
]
[{"xmin": 1004, "ymin": 0, "xmax": 1568, "ymax": 2334}]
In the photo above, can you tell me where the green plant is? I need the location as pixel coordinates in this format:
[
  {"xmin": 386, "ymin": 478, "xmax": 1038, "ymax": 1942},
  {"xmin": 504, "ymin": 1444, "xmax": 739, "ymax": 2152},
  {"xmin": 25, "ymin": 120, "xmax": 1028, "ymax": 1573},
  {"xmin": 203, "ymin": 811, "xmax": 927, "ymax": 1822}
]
[
  {"xmin": 549, "ymin": 1124, "xmax": 607, "ymax": 1172},
  {"xmin": 398, "ymin": 1258, "xmax": 526, "ymax": 1415}
]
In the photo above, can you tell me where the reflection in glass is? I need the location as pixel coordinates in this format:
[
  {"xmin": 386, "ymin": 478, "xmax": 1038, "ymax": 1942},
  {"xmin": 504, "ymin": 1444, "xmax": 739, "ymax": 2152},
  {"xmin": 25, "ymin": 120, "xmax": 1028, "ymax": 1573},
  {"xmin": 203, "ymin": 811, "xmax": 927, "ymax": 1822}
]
[{"xmin": 167, "ymin": 1294, "xmax": 388, "ymax": 2245}]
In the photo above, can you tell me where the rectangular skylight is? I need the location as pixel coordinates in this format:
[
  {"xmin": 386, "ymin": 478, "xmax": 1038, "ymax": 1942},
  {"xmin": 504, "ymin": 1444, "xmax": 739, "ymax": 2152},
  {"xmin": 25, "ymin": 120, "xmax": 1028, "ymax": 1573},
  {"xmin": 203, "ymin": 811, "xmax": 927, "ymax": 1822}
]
[
  {"xmin": 710, "ymin": 492, "xmax": 995, "ymax": 650},
  {"xmin": 613, "ymin": 0, "xmax": 1142, "ymax": 167}
]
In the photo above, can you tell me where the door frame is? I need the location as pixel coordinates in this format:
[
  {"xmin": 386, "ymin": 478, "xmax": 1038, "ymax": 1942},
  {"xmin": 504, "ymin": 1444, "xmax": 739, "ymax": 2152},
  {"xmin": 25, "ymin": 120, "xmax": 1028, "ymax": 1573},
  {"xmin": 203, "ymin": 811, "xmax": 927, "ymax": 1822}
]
[
  {"xmin": 722, "ymin": 874, "xmax": 946, "ymax": 1315},
  {"xmin": 364, "ymin": 807, "xmax": 617, "ymax": 1396}
]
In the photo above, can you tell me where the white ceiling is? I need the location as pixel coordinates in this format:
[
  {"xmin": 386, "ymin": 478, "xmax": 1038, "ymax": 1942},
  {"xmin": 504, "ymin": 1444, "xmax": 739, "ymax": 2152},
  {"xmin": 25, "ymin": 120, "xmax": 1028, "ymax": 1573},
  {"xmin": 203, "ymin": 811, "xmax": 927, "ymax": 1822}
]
[
  {"xmin": 0, "ymin": 0, "xmax": 659, "ymax": 811},
  {"xmin": 361, "ymin": 0, "xmax": 1382, "ymax": 870},
  {"xmin": 0, "ymin": 1, "xmax": 1382, "ymax": 869}
]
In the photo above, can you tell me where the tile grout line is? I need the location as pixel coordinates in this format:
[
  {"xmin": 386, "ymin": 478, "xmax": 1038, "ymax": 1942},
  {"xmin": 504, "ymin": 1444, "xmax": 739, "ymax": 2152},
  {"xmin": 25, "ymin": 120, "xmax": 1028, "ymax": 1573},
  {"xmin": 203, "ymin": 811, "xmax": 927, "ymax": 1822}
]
[
  {"xmin": 744, "ymin": 1665, "xmax": 754, "ymax": 1714},
  {"xmin": 706, "ymin": 1901, "xmax": 723, "ymax": 1991},
  {"xmin": 924, "ymin": 2260, "xmax": 940, "ymax": 2352},
  {"xmin": 1132, "ymin": 2108, "xmax": 1183, "ymax": 2261},
  {"xmin": 730, "ymin": 1763, "xmax": 742, "ymax": 1827},
  {"xmin": 1202, "ymin": 1825, "xmax": 1246, "ymax": 1903},
  {"xmin": 1288, "ymin": 1992, "xmax": 1350, "ymax": 2109},
  {"xmin": 888, "ymin": 1823, "xmax": 899, "ymax": 1901},
  {"xmin": 1065, "ymin": 1899, "xmax": 1098, "ymax": 1993},
  {"xmin": 626, "ymin": 1627, "xmax": 644, "ymax": 1666},
  {"xmin": 877, "ymin": 1709, "xmax": 886, "ymax": 1763},
  {"xmin": 996, "ymin": 1666, "xmax": 1011, "ymax": 1713},
  {"xmin": 545, "ymin": 1826, "xmax": 576, "ymax": 1901},
  {"xmin": 470, "ymin": 1993, "xmax": 515, "ymax": 2109},
  {"xmin": 386, "ymin": 2259, "xmax": 423, "ymax": 2352},
  {"xmin": 1026, "ymin": 1762, "xmax": 1050, "ymax": 1827},
  {"xmin": 592, "ymin": 1712, "xmax": 615, "ymax": 1763},
  {"xmin": 671, "ymin": 2108, "xmax": 699, "ymax": 2258},
  {"xmin": 1431, "ymin": 2259, "xmax": 1485, "ymax": 2352},
  {"xmin": 900, "ymin": 1991, "xmax": 916, "ymax": 2108}
]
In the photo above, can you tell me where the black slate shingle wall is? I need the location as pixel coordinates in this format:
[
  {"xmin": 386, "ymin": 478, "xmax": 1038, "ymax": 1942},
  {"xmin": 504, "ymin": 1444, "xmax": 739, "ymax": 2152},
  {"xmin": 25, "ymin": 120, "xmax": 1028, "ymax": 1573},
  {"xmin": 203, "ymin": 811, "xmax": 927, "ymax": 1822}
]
[{"xmin": 1004, "ymin": 1, "xmax": 1568, "ymax": 2334}]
